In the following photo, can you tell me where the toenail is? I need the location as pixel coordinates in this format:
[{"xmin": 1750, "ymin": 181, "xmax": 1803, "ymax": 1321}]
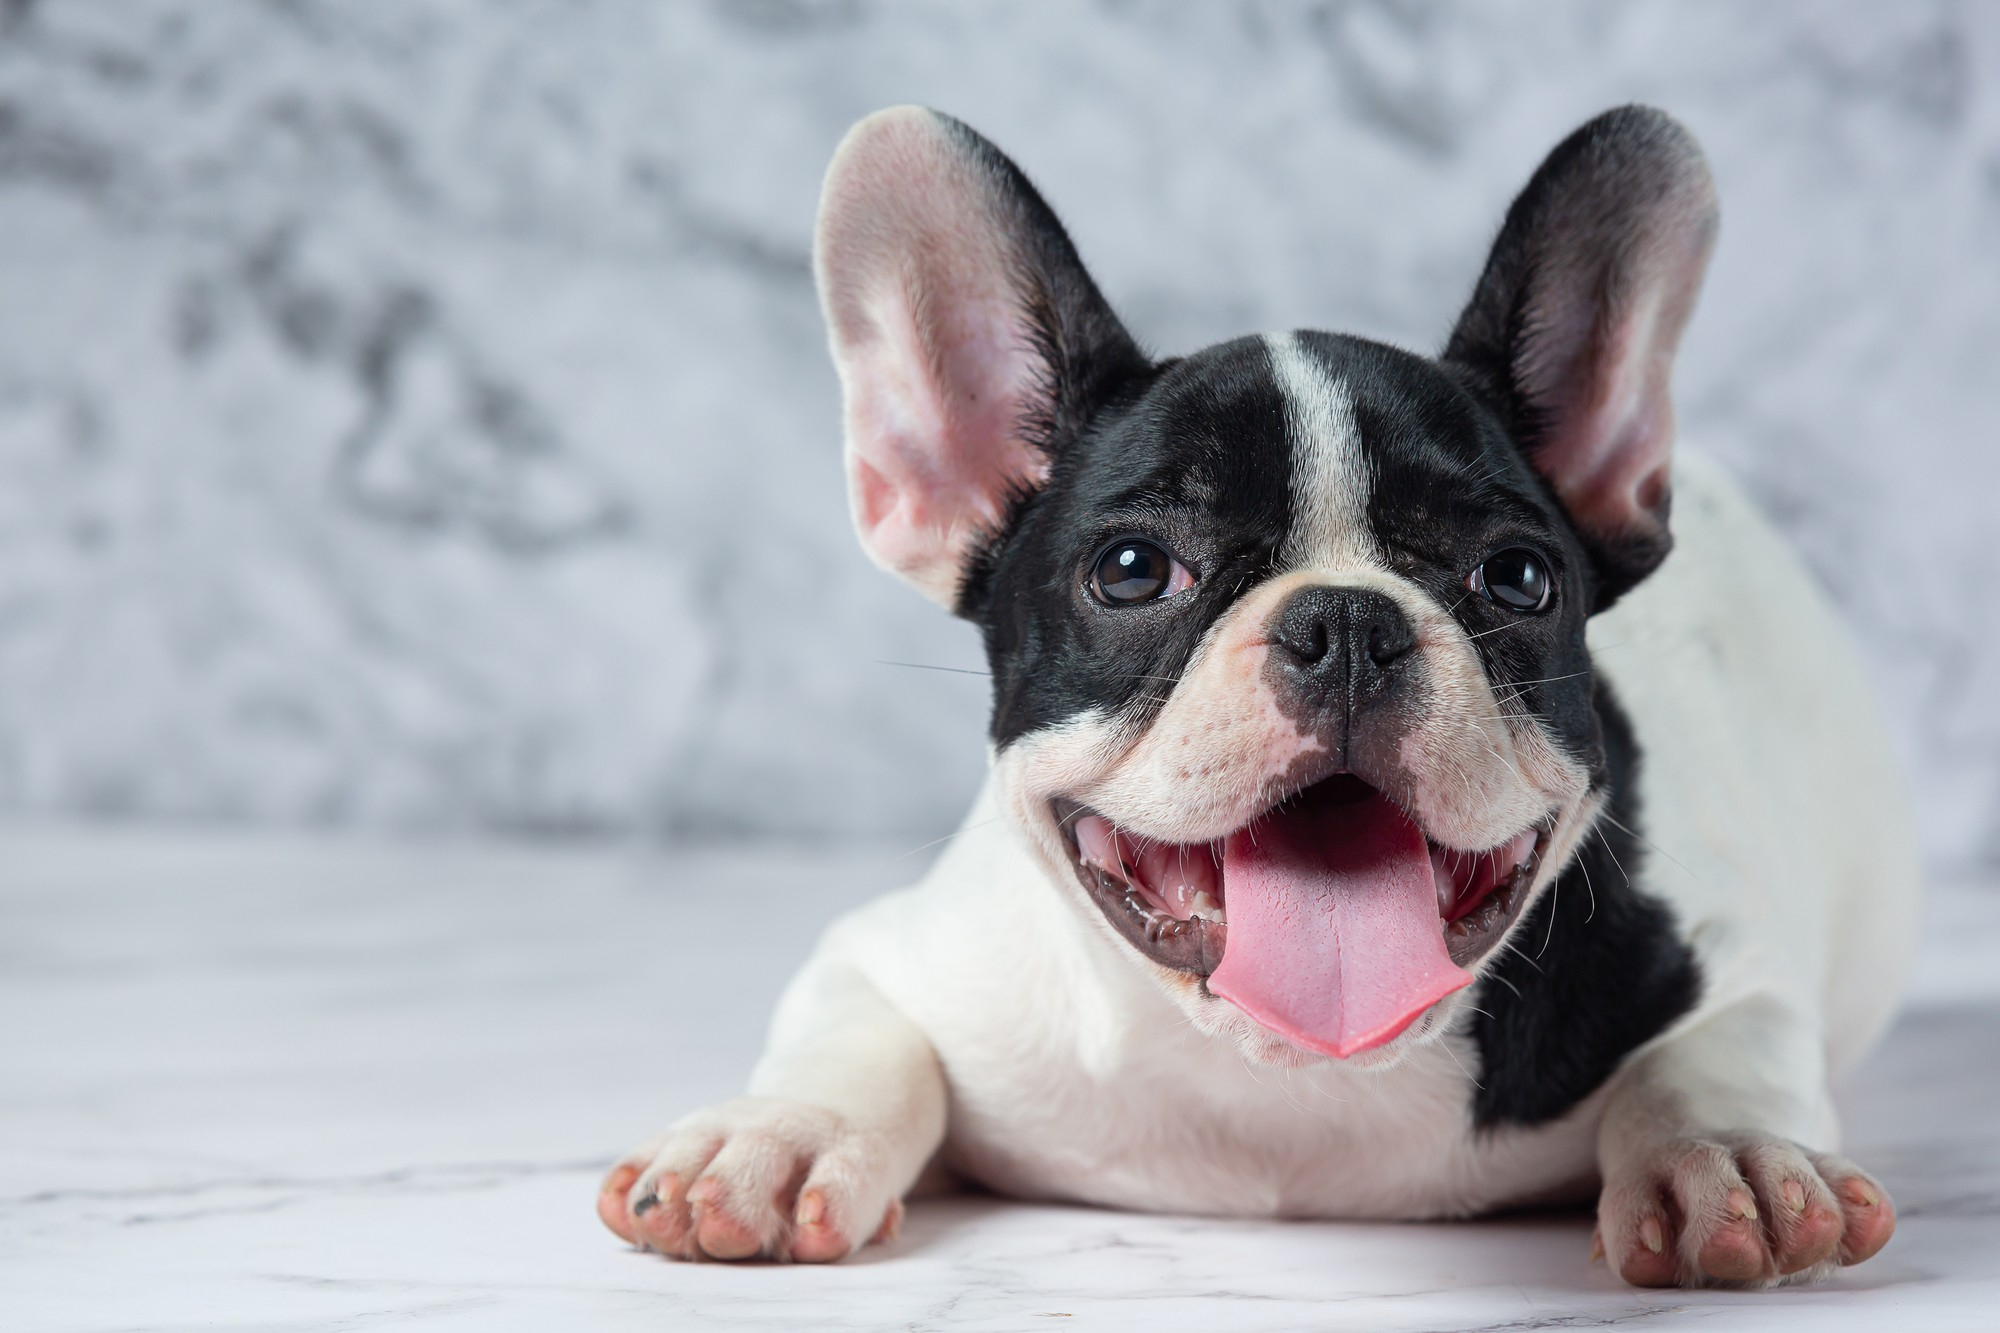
[
  {"xmin": 1727, "ymin": 1189, "xmax": 1758, "ymax": 1221},
  {"xmin": 1781, "ymin": 1180, "xmax": 1806, "ymax": 1212},
  {"xmin": 796, "ymin": 1191, "xmax": 825, "ymax": 1227},
  {"xmin": 633, "ymin": 1193, "xmax": 659, "ymax": 1217},
  {"xmin": 1641, "ymin": 1217, "xmax": 1664, "ymax": 1254},
  {"xmin": 1843, "ymin": 1180, "xmax": 1879, "ymax": 1207}
]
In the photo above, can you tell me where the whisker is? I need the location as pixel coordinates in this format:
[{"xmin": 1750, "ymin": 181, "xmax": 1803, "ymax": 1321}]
[
  {"xmin": 1499, "ymin": 670, "xmax": 1591, "ymax": 689},
  {"xmin": 1471, "ymin": 710, "xmax": 1553, "ymax": 730},
  {"xmin": 1439, "ymin": 1033, "xmax": 1485, "ymax": 1091},
  {"xmin": 1482, "ymin": 701, "xmax": 1553, "ymax": 722},
  {"xmin": 1501, "ymin": 937, "xmax": 1545, "ymax": 975},
  {"xmin": 1597, "ymin": 811, "xmax": 1703, "ymax": 882},
  {"xmin": 895, "ymin": 816, "xmax": 1002, "ymax": 860},
  {"xmin": 1594, "ymin": 825, "xmax": 1630, "ymax": 893},
  {"xmin": 875, "ymin": 660, "xmax": 990, "ymax": 677},
  {"xmin": 1272, "ymin": 1065, "xmax": 1319, "ymax": 1117},
  {"xmin": 1467, "ymin": 619, "xmax": 1539, "ymax": 641},
  {"xmin": 1577, "ymin": 849, "xmax": 1597, "ymax": 926},
  {"xmin": 1536, "ymin": 877, "xmax": 1560, "ymax": 959}
]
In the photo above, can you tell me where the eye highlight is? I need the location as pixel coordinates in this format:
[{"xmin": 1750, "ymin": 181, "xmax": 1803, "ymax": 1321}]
[
  {"xmin": 1090, "ymin": 538, "xmax": 1194, "ymax": 605},
  {"xmin": 1468, "ymin": 548, "xmax": 1553, "ymax": 613}
]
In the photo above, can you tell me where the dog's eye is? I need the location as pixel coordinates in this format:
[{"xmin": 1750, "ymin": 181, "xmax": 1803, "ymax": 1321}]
[
  {"xmin": 1090, "ymin": 539, "xmax": 1191, "ymax": 605},
  {"xmin": 1468, "ymin": 548, "xmax": 1553, "ymax": 613}
]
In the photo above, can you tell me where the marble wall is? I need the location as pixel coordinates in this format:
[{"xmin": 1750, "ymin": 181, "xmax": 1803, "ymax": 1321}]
[{"xmin": 0, "ymin": 1, "xmax": 1995, "ymax": 866}]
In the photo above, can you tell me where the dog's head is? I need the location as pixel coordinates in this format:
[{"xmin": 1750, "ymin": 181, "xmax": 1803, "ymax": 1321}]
[{"xmin": 815, "ymin": 107, "xmax": 1716, "ymax": 1066}]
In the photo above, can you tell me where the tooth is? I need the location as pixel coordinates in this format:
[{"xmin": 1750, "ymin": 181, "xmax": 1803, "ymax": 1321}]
[
  {"xmin": 1189, "ymin": 890, "xmax": 1225, "ymax": 925},
  {"xmin": 1429, "ymin": 843, "xmax": 1455, "ymax": 917}
]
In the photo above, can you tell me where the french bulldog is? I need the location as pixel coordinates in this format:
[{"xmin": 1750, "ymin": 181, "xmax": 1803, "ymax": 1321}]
[{"xmin": 598, "ymin": 104, "xmax": 1918, "ymax": 1288}]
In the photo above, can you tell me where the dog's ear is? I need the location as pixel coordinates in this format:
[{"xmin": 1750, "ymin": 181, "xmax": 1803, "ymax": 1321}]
[
  {"xmin": 1445, "ymin": 106, "xmax": 1717, "ymax": 608},
  {"xmin": 815, "ymin": 107, "xmax": 1145, "ymax": 609}
]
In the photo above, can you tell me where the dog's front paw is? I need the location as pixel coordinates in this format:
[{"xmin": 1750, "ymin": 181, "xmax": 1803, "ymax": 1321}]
[
  {"xmin": 1594, "ymin": 1134, "xmax": 1895, "ymax": 1288},
  {"xmin": 596, "ymin": 1097, "xmax": 905, "ymax": 1263}
]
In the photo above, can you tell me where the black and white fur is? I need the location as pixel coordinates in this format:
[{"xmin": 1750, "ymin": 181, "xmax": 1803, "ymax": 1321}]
[{"xmin": 598, "ymin": 106, "xmax": 1918, "ymax": 1288}]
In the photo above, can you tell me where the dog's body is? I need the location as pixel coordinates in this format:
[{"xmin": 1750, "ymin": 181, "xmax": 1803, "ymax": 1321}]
[
  {"xmin": 601, "ymin": 107, "xmax": 1918, "ymax": 1288},
  {"xmin": 769, "ymin": 453, "xmax": 1914, "ymax": 1223}
]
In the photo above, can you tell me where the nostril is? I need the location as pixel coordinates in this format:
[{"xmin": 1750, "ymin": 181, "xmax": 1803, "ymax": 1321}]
[
  {"xmin": 1366, "ymin": 621, "xmax": 1416, "ymax": 668},
  {"xmin": 1278, "ymin": 617, "xmax": 1329, "ymax": 665}
]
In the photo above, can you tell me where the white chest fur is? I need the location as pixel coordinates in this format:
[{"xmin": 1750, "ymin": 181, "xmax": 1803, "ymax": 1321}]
[{"xmin": 833, "ymin": 843, "xmax": 1606, "ymax": 1218}]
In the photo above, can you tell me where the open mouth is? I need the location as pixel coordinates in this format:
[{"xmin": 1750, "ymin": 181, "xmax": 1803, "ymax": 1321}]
[{"xmin": 1053, "ymin": 774, "xmax": 1552, "ymax": 1059}]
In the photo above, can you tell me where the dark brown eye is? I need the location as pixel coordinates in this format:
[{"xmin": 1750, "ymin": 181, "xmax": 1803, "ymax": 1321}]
[
  {"xmin": 1091, "ymin": 539, "xmax": 1181, "ymax": 605},
  {"xmin": 1469, "ymin": 548, "xmax": 1552, "ymax": 613}
]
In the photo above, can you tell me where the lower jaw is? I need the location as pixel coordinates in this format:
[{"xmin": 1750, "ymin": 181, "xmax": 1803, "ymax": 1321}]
[
  {"xmin": 1076, "ymin": 854, "xmax": 1231, "ymax": 975},
  {"xmin": 1052, "ymin": 798, "xmax": 1547, "ymax": 980}
]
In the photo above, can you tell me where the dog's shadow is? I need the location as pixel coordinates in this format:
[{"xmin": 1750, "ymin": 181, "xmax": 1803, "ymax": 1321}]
[
  {"xmin": 865, "ymin": 1183, "xmax": 1607, "ymax": 1277},
  {"xmin": 873, "ymin": 1171, "xmax": 1940, "ymax": 1299},
  {"xmin": 617, "ymin": 1181, "xmax": 1936, "ymax": 1297}
]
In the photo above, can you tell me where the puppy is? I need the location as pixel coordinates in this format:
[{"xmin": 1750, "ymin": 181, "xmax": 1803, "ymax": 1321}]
[{"xmin": 599, "ymin": 105, "xmax": 1918, "ymax": 1288}]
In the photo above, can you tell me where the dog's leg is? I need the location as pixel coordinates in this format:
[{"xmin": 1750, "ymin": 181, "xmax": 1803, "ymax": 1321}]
[
  {"xmin": 597, "ymin": 949, "xmax": 947, "ymax": 1263},
  {"xmin": 1593, "ymin": 995, "xmax": 1896, "ymax": 1288}
]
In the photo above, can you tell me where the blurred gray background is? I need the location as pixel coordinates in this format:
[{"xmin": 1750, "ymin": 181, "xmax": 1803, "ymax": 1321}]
[{"xmin": 0, "ymin": 1, "xmax": 1994, "ymax": 870}]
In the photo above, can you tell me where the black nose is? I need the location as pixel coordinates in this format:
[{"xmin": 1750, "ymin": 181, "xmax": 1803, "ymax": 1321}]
[{"xmin": 1270, "ymin": 586, "xmax": 1416, "ymax": 707}]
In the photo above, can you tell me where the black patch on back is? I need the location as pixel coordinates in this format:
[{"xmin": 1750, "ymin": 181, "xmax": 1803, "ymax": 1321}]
[{"xmin": 1469, "ymin": 681, "xmax": 1702, "ymax": 1129}]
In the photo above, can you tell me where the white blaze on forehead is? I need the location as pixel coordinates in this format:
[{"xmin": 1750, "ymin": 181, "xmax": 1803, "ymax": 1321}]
[{"xmin": 1264, "ymin": 332, "xmax": 1376, "ymax": 570}]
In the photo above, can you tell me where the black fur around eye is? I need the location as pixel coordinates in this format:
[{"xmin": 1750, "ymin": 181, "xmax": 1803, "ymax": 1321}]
[
  {"xmin": 1469, "ymin": 548, "xmax": 1553, "ymax": 613},
  {"xmin": 1091, "ymin": 538, "xmax": 1178, "ymax": 605}
]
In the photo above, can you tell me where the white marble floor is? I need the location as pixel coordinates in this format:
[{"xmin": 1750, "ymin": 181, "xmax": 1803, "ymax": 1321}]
[{"xmin": 2, "ymin": 824, "xmax": 1996, "ymax": 1331}]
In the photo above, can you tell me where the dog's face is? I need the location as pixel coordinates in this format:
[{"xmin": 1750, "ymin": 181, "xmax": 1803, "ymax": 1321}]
[
  {"xmin": 977, "ymin": 333, "xmax": 1604, "ymax": 1066},
  {"xmin": 815, "ymin": 107, "xmax": 1715, "ymax": 1065}
]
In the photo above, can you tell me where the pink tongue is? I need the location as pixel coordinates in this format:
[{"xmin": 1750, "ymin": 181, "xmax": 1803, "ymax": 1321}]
[{"xmin": 1208, "ymin": 785, "xmax": 1472, "ymax": 1059}]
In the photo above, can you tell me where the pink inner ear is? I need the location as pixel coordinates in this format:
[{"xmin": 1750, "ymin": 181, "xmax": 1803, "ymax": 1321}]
[
  {"xmin": 1533, "ymin": 286, "xmax": 1679, "ymax": 544},
  {"xmin": 817, "ymin": 109, "xmax": 1055, "ymax": 606},
  {"xmin": 1519, "ymin": 214, "xmax": 1712, "ymax": 552},
  {"xmin": 840, "ymin": 284, "xmax": 1048, "ymax": 601}
]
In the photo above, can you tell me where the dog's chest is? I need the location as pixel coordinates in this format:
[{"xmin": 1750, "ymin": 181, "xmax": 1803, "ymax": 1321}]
[
  {"xmin": 929, "ymin": 1002, "xmax": 1601, "ymax": 1219},
  {"xmin": 854, "ymin": 850, "xmax": 1603, "ymax": 1220}
]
